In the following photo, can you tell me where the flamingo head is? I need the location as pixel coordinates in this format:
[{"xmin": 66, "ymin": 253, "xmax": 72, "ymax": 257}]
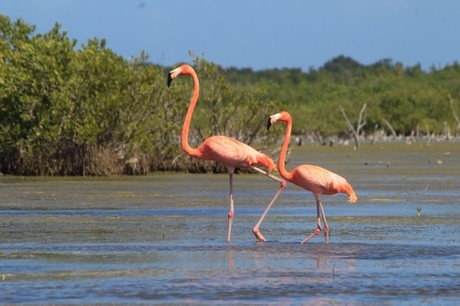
[
  {"xmin": 167, "ymin": 64, "xmax": 194, "ymax": 87},
  {"xmin": 167, "ymin": 66, "xmax": 183, "ymax": 87},
  {"xmin": 267, "ymin": 112, "xmax": 290, "ymax": 129}
]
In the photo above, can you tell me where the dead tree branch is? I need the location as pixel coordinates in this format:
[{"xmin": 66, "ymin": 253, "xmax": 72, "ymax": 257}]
[
  {"xmin": 357, "ymin": 103, "xmax": 367, "ymax": 133},
  {"xmin": 339, "ymin": 103, "xmax": 367, "ymax": 148},
  {"xmin": 382, "ymin": 118, "xmax": 398, "ymax": 139},
  {"xmin": 448, "ymin": 94, "xmax": 460, "ymax": 136}
]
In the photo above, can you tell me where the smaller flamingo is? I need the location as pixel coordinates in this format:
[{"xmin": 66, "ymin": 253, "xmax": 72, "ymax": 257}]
[{"xmin": 267, "ymin": 111, "xmax": 357, "ymax": 243}]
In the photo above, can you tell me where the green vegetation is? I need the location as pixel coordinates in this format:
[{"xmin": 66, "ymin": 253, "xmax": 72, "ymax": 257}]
[
  {"xmin": 0, "ymin": 16, "xmax": 280, "ymax": 175},
  {"xmin": 223, "ymin": 56, "xmax": 460, "ymax": 135},
  {"xmin": 1, "ymin": 16, "xmax": 459, "ymax": 176},
  {"xmin": 417, "ymin": 208, "xmax": 422, "ymax": 218}
]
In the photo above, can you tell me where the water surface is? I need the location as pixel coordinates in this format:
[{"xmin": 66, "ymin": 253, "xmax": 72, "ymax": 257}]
[{"xmin": 1, "ymin": 143, "xmax": 459, "ymax": 304}]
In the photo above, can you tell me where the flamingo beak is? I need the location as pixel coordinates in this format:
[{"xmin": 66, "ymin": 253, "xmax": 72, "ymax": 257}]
[
  {"xmin": 266, "ymin": 116, "xmax": 273, "ymax": 130},
  {"xmin": 167, "ymin": 73, "xmax": 173, "ymax": 87},
  {"xmin": 267, "ymin": 113, "xmax": 282, "ymax": 130},
  {"xmin": 167, "ymin": 66, "xmax": 183, "ymax": 87}
]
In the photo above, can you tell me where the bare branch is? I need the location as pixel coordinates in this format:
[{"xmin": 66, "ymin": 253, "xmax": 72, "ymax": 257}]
[
  {"xmin": 357, "ymin": 103, "xmax": 367, "ymax": 134},
  {"xmin": 449, "ymin": 94, "xmax": 460, "ymax": 124},
  {"xmin": 339, "ymin": 107, "xmax": 355, "ymax": 133},
  {"xmin": 382, "ymin": 118, "xmax": 397, "ymax": 138},
  {"xmin": 339, "ymin": 106, "xmax": 360, "ymax": 148},
  {"xmin": 448, "ymin": 94, "xmax": 460, "ymax": 136}
]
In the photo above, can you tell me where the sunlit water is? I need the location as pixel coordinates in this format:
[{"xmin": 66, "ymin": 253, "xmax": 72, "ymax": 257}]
[{"xmin": 1, "ymin": 143, "xmax": 459, "ymax": 304}]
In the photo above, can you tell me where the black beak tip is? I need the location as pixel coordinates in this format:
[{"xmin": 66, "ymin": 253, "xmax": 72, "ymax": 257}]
[
  {"xmin": 266, "ymin": 117, "xmax": 272, "ymax": 130},
  {"xmin": 167, "ymin": 73, "xmax": 173, "ymax": 87}
]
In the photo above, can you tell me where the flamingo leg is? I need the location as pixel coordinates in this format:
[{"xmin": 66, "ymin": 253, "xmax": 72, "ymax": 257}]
[
  {"xmin": 301, "ymin": 200, "xmax": 323, "ymax": 244},
  {"xmin": 318, "ymin": 201, "xmax": 330, "ymax": 244},
  {"xmin": 227, "ymin": 172, "xmax": 235, "ymax": 243},
  {"xmin": 250, "ymin": 166, "xmax": 287, "ymax": 242}
]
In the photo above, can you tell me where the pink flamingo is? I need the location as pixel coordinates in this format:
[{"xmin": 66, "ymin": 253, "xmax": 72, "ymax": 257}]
[
  {"xmin": 267, "ymin": 111, "xmax": 357, "ymax": 243},
  {"xmin": 167, "ymin": 64, "xmax": 286, "ymax": 242}
]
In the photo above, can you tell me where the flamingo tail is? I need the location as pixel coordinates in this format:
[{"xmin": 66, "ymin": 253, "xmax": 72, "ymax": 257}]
[
  {"xmin": 341, "ymin": 183, "xmax": 357, "ymax": 203},
  {"xmin": 254, "ymin": 154, "xmax": 276, "ymax": 172}
]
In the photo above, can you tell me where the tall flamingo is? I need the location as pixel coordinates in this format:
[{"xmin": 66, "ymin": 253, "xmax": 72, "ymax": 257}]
[
  {"xmin": 167, "ymin": 64, "xmax": 286, "ymax": 243},
  {"xmin": 267, "ymin": 111, "xmax": 357, "ymax": 244}
]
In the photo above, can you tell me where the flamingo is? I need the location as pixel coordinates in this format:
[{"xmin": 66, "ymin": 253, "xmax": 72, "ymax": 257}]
[
  {"xmin": 267, "ymin": 111, "xmax": 357, "ymax": 244},
  {"xmin": 167, "ymin": 64, "xmax": 286, "ymax": 243}
]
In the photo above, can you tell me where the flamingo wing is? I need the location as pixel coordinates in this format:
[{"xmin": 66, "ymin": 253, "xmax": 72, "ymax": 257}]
[
  {"xmin": 197, "ymin": 136, "xmax": 274, "ymax": 170},
  {"xmin": 290, "ymin": 165, "xmax": 348, "ymax": 195}
]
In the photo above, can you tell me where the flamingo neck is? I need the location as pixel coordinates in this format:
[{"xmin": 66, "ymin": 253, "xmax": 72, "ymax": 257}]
[
  {"xmin": 181, "ymin": 70, "xmax": 200, "ymax": 157},
  {"xmin": 278, "ymin": 117, "xmax": 293, "ymax": 180}
]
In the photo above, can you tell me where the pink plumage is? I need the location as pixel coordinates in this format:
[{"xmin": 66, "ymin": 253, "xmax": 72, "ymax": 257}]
[
  {"xmin": 268, "ymin": 111, "xmax": 357, "ymax": 243},
  {"xmin": 168, "ymin": 64, "xmax": 285, "ymax": 243},
  {"xmin": 196, "ymin": 136, "xmax": 276, "ymax": 172}
]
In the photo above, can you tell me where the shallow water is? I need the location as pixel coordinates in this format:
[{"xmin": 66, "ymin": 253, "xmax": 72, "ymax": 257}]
[{"xmin": 1, "ymin": 143, "xmax": 459, "ymax": 304}]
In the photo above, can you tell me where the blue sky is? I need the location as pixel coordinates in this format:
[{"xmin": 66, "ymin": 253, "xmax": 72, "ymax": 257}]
[{"xmin": 2, "ymin": 0, "xmax": 460, "ymax": 71}]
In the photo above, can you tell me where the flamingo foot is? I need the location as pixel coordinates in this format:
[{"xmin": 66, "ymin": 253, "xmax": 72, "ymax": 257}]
[
  {"xmin": 227, "ymin": 211, "xmax": 234, "ymax": 243},
  {"xmin": 252, "ymin": 228, "xmax": 266, "ymax": 242},
  {"xmin": 301, "ymin": 226, "xmax": 321, "ymax": 244},
  {"xmin": 324, "ymin": 227, "xmax": 330, "ymax": 244}
]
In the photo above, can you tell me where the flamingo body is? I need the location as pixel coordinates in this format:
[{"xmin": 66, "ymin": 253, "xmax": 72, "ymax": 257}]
[
  {"xmin": 195, "ymin": 135, "xmax": 276, "ymax": 171},
  {"xmin": 289, "ymin": 164, "xmax": 357, "ymax": 202}
]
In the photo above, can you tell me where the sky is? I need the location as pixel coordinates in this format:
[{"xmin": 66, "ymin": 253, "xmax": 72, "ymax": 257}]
[{"xmin": 2, "ymin": 0, "xmax": 460, "ymax": 71}]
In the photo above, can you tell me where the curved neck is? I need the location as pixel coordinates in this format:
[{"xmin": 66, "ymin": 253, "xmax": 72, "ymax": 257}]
[
  {"xmin": 278, "ymin": 117, "xmax": 293, "ymax": 180},
  {"xmin": 181, "ymin": 70, "xmax": 200, "ymax": 156}
]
